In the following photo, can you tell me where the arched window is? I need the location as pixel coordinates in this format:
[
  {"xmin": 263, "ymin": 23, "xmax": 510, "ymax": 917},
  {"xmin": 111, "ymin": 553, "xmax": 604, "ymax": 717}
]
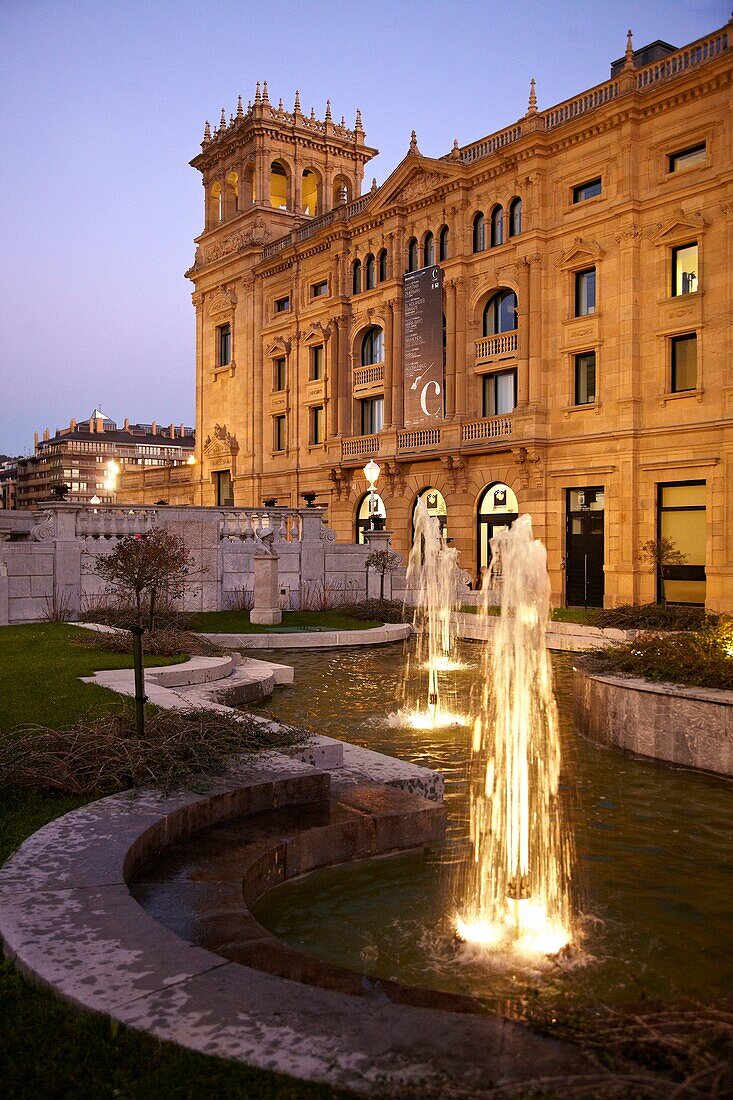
[
  {"xmin": 209, "ymin": 181, "xmax": 222, "ymax": 226},
  {"xmin": 365, "ymin": 253, "xmax": 376, "ymax": 290},
  {"xmin": 509, "ymin": 197, "xmax": 522, "ymax": 237},
  {"xmin": 301, "ymin": 168, "xmax": 320, "ymax": 216},
  {"xmin": 412, "ymin": 487, "xmax": 448, "ymax": 543},
  {"xmin": 483, "ymin": 289, "xmax": 518, "ymax": 335},
  {"xmin": 332, "ymin": 174, "xmax": 351, "ymax": 207},
  {"xmin": 361, "ymin": 326, "xmax": 384, "ymax": 365},
  {"xmin": 407, "ymin": 237, "xmax": 418, "ymax": 272},
  {"xmin": 269, "ymin": 160, "xmax": 289, "ymax": 209},
  {"xmin": 352, "ymin": 259, "xmax": 362, "ymax": 295},
  {"xmin": 356, "ymin": 491, "xmax": 386, "ymax": 544},
  {"xmin": 378, "ymin": 248, "xmax": 388, "ymax": 281},
  {"xmin": 439, "ymin": 225, "xmax": 450, "ymax": 261},
  {"xmin": 473, "ymin": 212, "xmax": 485, "ymax": 252},
  {"xmin": 490, "ymin": 204, "xmax": 504, "ymax": 247},
  {"xmin": 242, "ymin": 162, "xmax": 256, "ymax": 206},
  {"xmin": 225, "ymin": 171, "xmax": 239, "ymax": 217},
  {"xmin": 423, "ymin": 232, "xmax": 435, "ymax": 267},
  {"xmin": 476, "ymin": 482, "xmax": 519, "ymax": 577}
]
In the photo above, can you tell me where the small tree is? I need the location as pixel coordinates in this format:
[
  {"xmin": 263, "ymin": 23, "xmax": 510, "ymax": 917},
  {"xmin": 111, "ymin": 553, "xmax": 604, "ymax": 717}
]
[
  {"xmin": 95, "ymin": 527, "xmax": 194, "ymax": 736},
  {"xmin": 638, "ymin": 537, "xmax": 687, "ymax": 606},
  {"xmin": 365, "ymin": 548, "xmax": 401, "ymax": 601}
]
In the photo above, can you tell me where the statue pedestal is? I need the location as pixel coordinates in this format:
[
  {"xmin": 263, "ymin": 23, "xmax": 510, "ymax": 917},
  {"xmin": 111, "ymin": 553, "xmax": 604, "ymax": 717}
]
[{"xmin": 249, "ymin": 551, "xmax": 282, "ymax": 626}]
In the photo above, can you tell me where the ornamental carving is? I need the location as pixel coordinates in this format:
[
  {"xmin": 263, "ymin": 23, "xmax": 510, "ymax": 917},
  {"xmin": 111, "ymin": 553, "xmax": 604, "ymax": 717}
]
[
  {"xmin": 649, "ymin": 208, "xmax": 706, "ymax": 245},
  {"xmin": 328, "ymin": 466, "xmax": 353, "ymax": 500},
  {"xmin": 30, "ymin": 510, "xmax": 55, "ymax": 542},
  {"xmin": 555, "ymin": 238, "xmax": 604, "ymax": 270},
  {"xmin": 203, "ymin": 423, "xmax": 240, "ymax": 459},
  {"xmin": 207, "ymin": 286, "xmax": 238, "ymax": 316},
  {"xmin": 199, "ymin": 216, "xmax": 271, "ymax": 265},
  {"xmin": 397, "ymin": 170, "xmax": 444, "ymax": 202}
]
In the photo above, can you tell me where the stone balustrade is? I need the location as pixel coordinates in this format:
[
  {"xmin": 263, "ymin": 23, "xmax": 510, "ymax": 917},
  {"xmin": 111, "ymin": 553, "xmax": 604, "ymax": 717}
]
[
  {"xmin": 397, "ymin": 427, "xmax": 441, "ymax": 451},
  {"xmin": 461, "ymin": 416, "xmax": 513, "ymax": 444},
  {"xmin": 341, "ymin": 434, "xmax": 380, "ymax": 459},
  {"xmin": 353, "ymin": 363, "xmax": 385, "ymax": 388},
  {"xmin": 219, "ymin": 508, "xmax": 301, "ymax": 543},
  {"xmin": 475, "ymin": 331, "xmax": 518, "ymax": 363}
]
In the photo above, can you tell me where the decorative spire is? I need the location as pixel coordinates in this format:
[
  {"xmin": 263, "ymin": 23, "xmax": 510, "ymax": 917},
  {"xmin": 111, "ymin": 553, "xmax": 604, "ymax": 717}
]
[
  {"xmin": 408, "ymin": 129, "xmax": 420, "ymax": 156},
  {"xmin": 247, "ymin": 100, "xmax": 252, "ymax": 111},
  {"xmin": 262, "ymin": 80, "xmax": 270, "ymax": 104},
  {"xmin": 294, "ymin": 89, "xmax": 301, "ymax": 112},
  {"xmin": 370, "ymin": 177, "xmax": 378, "ymax": 193},
  {"xmin": 278, "ymin": 97, "xmax": 284, "ymax": 115},
  {"xmin": 255, "ymin": 81, "xmax": 261, "ymax": 103},
  {"xmin": 355, "ymin": 108, "xmax": 363, "ymax": 131},
  {"xmin": 527, "ymin": 77, "xmax": 537, "ymax": 115},
  {"xmin": 219, "ymin": 107, "xmax": 226, "ymax": 129},
  {"xmin": 310, "ymin": 107, "xmax": 316, "ymax": 120},
  {"xmin": 236, "ymin": 95, "xmax": 244, "ymax": 119},
  {"xmin": 340, "ymin": 114, "xmax": 346, "ymax": 127},
  {"xmin": 624, "ymin": 28, "xmax": 634, "ymax": 67},
  {"xmin": 325, "ymin": 99, "xmax": 332, "ymax": 121},
  {"xmin": 203, "ymin": 120, "xmax": 211, "ymax": 143},
  {"xmin": 450, "ymin": 137, "xmax": 461, "ymax": 160}
]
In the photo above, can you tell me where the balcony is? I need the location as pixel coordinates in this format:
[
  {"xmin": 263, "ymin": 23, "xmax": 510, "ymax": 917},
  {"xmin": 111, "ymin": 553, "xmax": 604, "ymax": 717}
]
[
  {"xmin": 353, "ymin": 363, "xmax": 385, "ymax": 389},
  {"xmin": 462, "ymin": 415, "xmax": 513, "ymax": 445},
  {"xmin": 341, "ymin": 434, "xmax": 380, "ymax": 460},
  {"xmin": 475, "ymin": 331, "xmax": 518, "ymax": 365},
  {"xmin": 397, "ymin": 427, "xmax": 441, "ymax": 451}
]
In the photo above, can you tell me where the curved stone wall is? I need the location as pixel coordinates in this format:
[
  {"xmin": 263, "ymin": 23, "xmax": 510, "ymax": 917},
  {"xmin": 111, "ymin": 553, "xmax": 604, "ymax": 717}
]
[{"xmin": 574, "ymin": 670, "xmax": 733, "ymax": 777}]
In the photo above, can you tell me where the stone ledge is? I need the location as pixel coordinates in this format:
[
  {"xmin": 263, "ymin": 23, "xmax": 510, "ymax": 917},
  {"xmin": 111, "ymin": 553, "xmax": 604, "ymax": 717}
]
[
  {"xmin": 455, "ymin": 612, "xmax": 636, "ymax": 652},
  {"xmin": 200, "ymin": 622, "xmax": 411, "ymax": 649},
  {"xmin": 574, "ymin": 668, "xmax": 733, "ymax": 776},
  {"xmin": 0, "ymin": 757, "xmax": 592, "ymax": 1095}
]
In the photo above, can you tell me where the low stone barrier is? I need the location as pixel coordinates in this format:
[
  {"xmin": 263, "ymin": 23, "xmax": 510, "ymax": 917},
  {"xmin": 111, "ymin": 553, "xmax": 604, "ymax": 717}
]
[
  {"xmin": 455, "ymin": 612, "xmax": 635, "ymax": 652},
  {"xmin": 201, "ymin": 622, "xmax": 411, "ymax": 649},
  {"xmin": 574, "ymin": 669, "xmax": 733, "ymax": 777}
]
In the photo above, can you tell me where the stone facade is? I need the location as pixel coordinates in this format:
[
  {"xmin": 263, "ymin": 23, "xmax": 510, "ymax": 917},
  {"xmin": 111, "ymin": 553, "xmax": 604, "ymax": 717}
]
[{"xmin": 119, "ymin": 20, "xmax": 733, "ymax": 611}]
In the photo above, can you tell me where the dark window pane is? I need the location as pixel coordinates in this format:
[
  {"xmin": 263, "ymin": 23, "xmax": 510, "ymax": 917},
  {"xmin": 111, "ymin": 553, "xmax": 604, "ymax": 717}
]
[
  {"xmin": 575, "ymin": 268, "xmax": 596, "ymax": 316},
  {"xmin": 669, "ymin": 143, "xmax": 706, "ymax": 172},
  {"xmin": 575, "ymin": 352, "xmax": 596, "ymax": 404},
  {"xmin": 573, "ymin": 177, "xmax": 602, "ymax": 203},
  {"xmin": 671, "ymin": 334, "xmax": 697, "ymax": 391}
]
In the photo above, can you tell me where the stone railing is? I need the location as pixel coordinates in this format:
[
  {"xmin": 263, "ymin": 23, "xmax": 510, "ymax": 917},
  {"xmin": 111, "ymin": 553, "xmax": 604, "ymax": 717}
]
[
  {"xmin": 397, "ymin": 427, "xmax": 441, "ymax": 451},
  {"xmin": 341, "ymin": 434, "xmax": 381, "ymax": 459},
  {"xmin": 543, "ymin": 81, "xmax": 619, "ymax": 130},
  {"xmin": 461, "ymin": 416, "xmax": 513, "ymax": 444},
  {"xmin": 219, "ymin": 508, "xmax": 301, "ymax": 543},
  {"xmin": 76, "ymin": 507, "xmax": 159, "ymax": 540},
  {"xmin": 353, "ymin": 363, "xmax": 385, "ymax": 387},
  {"xmin": 295, "ymin": 210, "xmax": 336, "ymax": 243},
  {"xmin": 636, "ymin": 26, "xmax": 729, "ymax": 88},
  {"xmin": 454, "ymin": 123, "xmax": 523, "ymax": 165},
  {"xmin": 475, "ymin": 331, "xmax": 518, "ymax": 363}
]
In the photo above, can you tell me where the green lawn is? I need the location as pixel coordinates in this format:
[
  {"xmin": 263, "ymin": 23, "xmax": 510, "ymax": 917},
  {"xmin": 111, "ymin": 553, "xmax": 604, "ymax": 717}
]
[
  {"xmin": 188, "ymin": 610, "xmax": 381, "ymax": 633},
  {"xmin": 459, "ymin": 605, "xmax": 599, "ymax": 625},
  {"xmin": 0, "ymin": 624, "xmax": 354, "ymax": 1098}
]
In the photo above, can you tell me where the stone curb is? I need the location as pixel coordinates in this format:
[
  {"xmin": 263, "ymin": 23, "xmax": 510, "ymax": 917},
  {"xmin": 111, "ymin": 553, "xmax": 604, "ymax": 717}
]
[
  {"xmin": 0, "ymin": 758, "xmax": 593, "ymax": 1096},
  {"xmin": 199, "ymin": 622, "xmax": 411, "ymax": 649},
  {"xmin": 455, "ymin": 612, "xmax": 637, "ymax": 652}
]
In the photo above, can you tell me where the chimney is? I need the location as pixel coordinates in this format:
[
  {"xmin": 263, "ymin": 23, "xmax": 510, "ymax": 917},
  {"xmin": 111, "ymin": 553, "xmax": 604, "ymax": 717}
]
[
  {"xmin": 34, "ymin": 431, "xmax": 39, "ymax": 448},
  {"xmin": 169, "ymin": 422, "xmax": 174, "ymax": 438},
  {"xmin": 151, "ymin": 421, "xmax": 157, "ymax": 435},
  {"xmin": 179, "ymin": 422, "xmax": 184, "ymax": 437},
  {"xmin": 96, "ymin": 417, "xmax": 104, "ymax": 434},
  {"xmin": 70, "ymin": 418, "xmax": 77, "ymax": 431},
  {"xmin": 123, "ymin": 418, "xmax": 130, "ymax": 431},
  {"xmin": 88, "ymin": 418, "xmax": 95, "ymax": 433},
  {"xmin": 43, "ymin": 429, "xmax": 50, "ymax": 441}
]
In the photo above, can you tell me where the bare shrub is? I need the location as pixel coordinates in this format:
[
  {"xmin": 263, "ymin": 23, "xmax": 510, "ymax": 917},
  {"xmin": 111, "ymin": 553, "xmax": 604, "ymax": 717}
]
[
  {"xmin": 0, "ymin": 707, "xmax": 308, "ymax": 796},
  {"xmin": 42, "ymin": 590, "xmax": 74, "ymax": 622},
  {"xmin": 225, "ymin": 584, "xmax": 254, "ymax": 612},
  {"xmin": 73, "ymin": 626, "xmax": 224, "ymax": 657}
]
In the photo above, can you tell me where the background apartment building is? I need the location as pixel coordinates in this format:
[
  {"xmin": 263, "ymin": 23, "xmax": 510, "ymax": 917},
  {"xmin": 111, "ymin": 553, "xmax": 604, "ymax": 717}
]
[{"xmin": 118, "ymin": 19, "xmax": 733, "ymax": 611}]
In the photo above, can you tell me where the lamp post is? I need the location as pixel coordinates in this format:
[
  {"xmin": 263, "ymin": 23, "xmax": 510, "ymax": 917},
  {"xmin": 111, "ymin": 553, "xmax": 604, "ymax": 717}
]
[{"xmin": 363, "ymin": 460, "xmax": 381, "ymax": 530}]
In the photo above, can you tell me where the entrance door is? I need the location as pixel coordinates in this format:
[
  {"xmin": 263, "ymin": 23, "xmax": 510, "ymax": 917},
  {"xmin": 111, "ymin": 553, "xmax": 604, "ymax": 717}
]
[{"xmin": 566, "ymin": 487, "xmax": 604, "ymax": 607}]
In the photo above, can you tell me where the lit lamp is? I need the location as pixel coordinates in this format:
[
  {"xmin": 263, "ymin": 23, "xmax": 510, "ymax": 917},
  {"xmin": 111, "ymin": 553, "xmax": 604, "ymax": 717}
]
[
  {"xmin": 363, "ymin": 459, "xmax": 381, "ymax": 530},
  {"xmin": 103, "ymin": 459, "xmax": 120, "ymax": 494},
  {"xmin": 187, "ymin": 454, "xmax": 196, "ymax": 465}
]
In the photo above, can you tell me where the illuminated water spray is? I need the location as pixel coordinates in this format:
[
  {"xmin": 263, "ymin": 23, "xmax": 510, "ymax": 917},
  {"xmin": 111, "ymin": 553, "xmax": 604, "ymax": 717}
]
[
  {"xmin": 456, "ymin": 514, "xmax": 573, "ymax": 954},
  {"xmin": 396, "ymin": 500, "xmax": 466, "ymax": 730}
]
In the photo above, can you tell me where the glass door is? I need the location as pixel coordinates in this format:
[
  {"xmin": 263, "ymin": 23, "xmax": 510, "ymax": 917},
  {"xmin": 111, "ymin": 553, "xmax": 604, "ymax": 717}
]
[{"xmin": 566, "ymin": 487, "xmax": 605, "ymax": 607}]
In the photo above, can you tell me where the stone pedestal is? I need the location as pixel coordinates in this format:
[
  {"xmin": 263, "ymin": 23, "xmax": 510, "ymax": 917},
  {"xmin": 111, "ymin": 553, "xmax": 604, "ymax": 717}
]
[
  {"xmin": 363, "ymin": 529, "xmax": 394, "ymax": 600},
  {"xmin": 249, "ymin": 551, "xmax": 282, "ymax": 625}
]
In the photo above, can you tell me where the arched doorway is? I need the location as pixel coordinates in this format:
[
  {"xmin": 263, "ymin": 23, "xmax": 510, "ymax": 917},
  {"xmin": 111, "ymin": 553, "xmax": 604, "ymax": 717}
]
[
  {"xmin": 476, "ymin": 482, "xmax": 519, "ymax": 579},
  {"xmin": 412, "ymin": 487, "xmax": 448, "ymax": 542},
  {"xmin": 356, "ymin": 491, "xmax": 386, "ymax": 544}
]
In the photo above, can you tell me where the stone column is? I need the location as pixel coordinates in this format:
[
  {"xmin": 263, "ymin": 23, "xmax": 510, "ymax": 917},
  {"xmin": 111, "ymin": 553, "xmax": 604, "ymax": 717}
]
[
  {"xmin": 454, "ymin": 277, "xmax": 467, "ymax": 417},
  {"xmin": 253, "ymin": 281, "xmax": 264, "ymax": 472},
  {"xmin": 527, "ymin": 254, "xmax": 542, "ymax": 407},
  {"xmin": 53, "ymin": 506, "xmax": 82, "ymax": 619},
  {"xmin": 391, "ymin": 293, "xmax": 404, "ymax": 428},
  {"xmin": 0, "ymin": 561, "xmax": 8, "ymax": 626},
  {"xmin": 328, "ymin": 318, "xmax": 340, "ymax": 437},
  {"xmin": 337, "ymin": 313, "xmax": 351, "ymax": 436},
  {"xmin": 249, "ymin": 550, "xmax": 282, "ymax": 625},
  {"xmin": 516, "ymin": 259, "xmax": 531, "ymax": 407}
]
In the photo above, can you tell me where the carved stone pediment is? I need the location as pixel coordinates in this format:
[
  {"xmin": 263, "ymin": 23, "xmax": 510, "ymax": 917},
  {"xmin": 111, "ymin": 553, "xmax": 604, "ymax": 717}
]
[
  {"xmin": 649, "ymin": 208, "xmax": 706, "ymax": 246},
  {"xmin": 207, "ymin": 286, "xmax": 238, "ymax": 316},
  {"xmin": 368, "ymin": 154, "xmax": 463, "ymax": 214},
  {"xmin": 203, "ymin": 423, "xmax": 239, "ymax": 459},
  {"xmin": 555, "ymin": 237, "xmax": 604, "ymax": 270}
]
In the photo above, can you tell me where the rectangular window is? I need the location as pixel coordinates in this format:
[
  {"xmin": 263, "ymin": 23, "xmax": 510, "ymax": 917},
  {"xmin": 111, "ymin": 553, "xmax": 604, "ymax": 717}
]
[
  {"xmin": 274, "ymin": 295, "xmax": 290, "ymax": 313},
  {"xmin": 482, "ymin": 370, "xmax": 517, "ymax": 417},
  {"xmin": 574, "ymin": 352, "xmax": 596, "ymax": 405},
  {"xmin": 273, "ymin": 415, "xmax": 287, "ymax": 452},
  {"xmin": 671, "ymin": 334, "xmax": 697, "ymax": 392},
  {"xmin": 572, "ymin": 177, "xmax": 602, "ymax": 203},
  {"xmin": 273, "ymin": 357, "xmax": 287, "ymax": 391},
  {"xmin": 672, "ymin": 243, "xmax": 698, "ymax": 296},
  {"xmin": 669, "ymin": 143, "xmax": 706, "ymax": 173},
  {"xmin": 658, "ymin": 481, "xmax": 706, "ymax": 604},
  {"xmin": 215, "ymin": 469, "xmax": 233, "ymax": 507},
  {"xmin": 311, "ymin": 280, "xmax": 328, "ymax": 298},
  {"xmin": 360, "ymin": 396, "xmax": 384, "ymax": 435},
  {"xmin": 310, "ymin": 344, "xmax": 324, "ymax": 381},
  {"xmin": 309, "ymin": 405, "xmax": 325, "ymax": 445},
  {"xmin": 575, "ymin": 268, "xmax": 596, "ymax": 316},
  {"xmin": 216, "ymin": 322, "xmax": 231, "ymax": 366}
]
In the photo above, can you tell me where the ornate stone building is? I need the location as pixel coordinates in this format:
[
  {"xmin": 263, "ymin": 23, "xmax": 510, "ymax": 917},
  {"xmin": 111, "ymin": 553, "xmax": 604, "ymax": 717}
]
[{"xmin": 119, "ymin": 21, "xmax": 733, "ymax": 610}]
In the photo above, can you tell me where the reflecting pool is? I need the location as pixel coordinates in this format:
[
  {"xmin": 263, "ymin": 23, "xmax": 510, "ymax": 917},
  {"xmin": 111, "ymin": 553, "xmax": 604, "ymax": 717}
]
[{"xmin": 250, "ymin": 643, "xmax": 733, "ymax": 1011}]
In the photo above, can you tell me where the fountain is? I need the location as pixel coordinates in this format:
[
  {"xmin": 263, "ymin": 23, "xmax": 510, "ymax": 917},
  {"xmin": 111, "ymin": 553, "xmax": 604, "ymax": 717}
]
[
  {"xmin": 395, "ymin": 499, "xmax": 467, "ymax": 730},
  {"xmin": 456, "ymin": 514, "xmax": 574, "ymax": 954}
]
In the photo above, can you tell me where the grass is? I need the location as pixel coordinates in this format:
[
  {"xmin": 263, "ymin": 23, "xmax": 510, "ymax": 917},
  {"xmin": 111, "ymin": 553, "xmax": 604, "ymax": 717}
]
[
  {"xmin": 187, "ymin": 609, "xmax": 381, "ymax": 633},
  {"xmin": 460, "ymin": 605, "xmax": 598, "ymax": 624},
  {"xmin": 458, "ymin": 603, "xmax": 713, "ymax": 630},
  {"xmin": 0, "ymin": 624, "xmax": 352, "ymax": 1098}
]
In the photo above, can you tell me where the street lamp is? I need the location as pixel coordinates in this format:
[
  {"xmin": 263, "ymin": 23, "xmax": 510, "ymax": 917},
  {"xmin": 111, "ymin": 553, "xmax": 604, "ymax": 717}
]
[{"xmin": 363, "ymin": 460, "xmax": 381, "ymax": 530}]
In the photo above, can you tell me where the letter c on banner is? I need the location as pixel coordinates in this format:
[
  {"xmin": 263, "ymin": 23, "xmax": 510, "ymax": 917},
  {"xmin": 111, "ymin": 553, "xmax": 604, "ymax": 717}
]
[{"xmin": 420, "ymin": 379, "xmax": 442, "ymax": 417}]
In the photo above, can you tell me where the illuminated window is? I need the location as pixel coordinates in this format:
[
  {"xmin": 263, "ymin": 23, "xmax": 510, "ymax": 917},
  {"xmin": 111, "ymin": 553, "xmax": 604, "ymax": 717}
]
[
  {"xmin": 360, "ymin": 396, "xmax": 384, "ymax": 434},
  {"xmin": 301, "ymin": 167, "xmax": 319, "ymax": 215},
  {"xmin": 669, "ymin": 143, "xmax": 706, "ymax": 172},
  {"xmin": 269, "ymin": 160, "xmax": 288, "ymax": 209},
  {"xmin": 672, "ymin": 244, "xmax": 698, "ymax": 296},
  {"xmin": 658, "ymin": 482, "xmax": 706, "ymax": 604}
]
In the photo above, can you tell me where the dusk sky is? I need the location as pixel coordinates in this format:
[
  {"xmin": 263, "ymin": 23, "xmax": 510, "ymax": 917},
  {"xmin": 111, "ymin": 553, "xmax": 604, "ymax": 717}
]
[{"xmin": 1, "ymin": 0, "xmax": 728, "ymax": 455}]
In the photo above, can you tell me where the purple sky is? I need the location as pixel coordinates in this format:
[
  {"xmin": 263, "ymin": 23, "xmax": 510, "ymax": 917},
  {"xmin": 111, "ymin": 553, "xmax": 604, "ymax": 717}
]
[{"xmin": 0, "ymin": 0, "xmax": 728, "ymax": 455}]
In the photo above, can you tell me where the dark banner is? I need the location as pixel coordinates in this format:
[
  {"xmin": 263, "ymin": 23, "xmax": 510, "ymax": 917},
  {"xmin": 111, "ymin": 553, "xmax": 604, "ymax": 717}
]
[{"xmin": 403, "ymin": 265, "xmax": 444, "ymax": 427}]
